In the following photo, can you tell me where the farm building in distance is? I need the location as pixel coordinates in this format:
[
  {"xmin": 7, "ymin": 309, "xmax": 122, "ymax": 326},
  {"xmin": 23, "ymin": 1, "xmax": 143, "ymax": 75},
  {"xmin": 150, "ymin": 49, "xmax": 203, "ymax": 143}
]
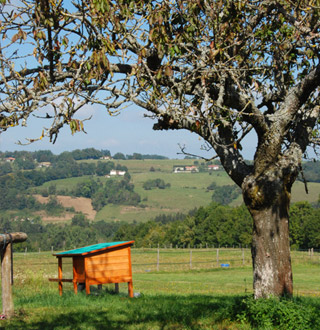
[
  {"xmin": 4, "ymin": 157, "xmax": 15, "ymax": 162},
  {"xmin": 173, "ymin": 164, "xmax": 219, "ymax": 173},
  {"xmin": 208, "ymin": 165, "xmax": 220, "ymax": 171},
  {"xmin": 38, "ymin": 161, "xmax": 51, "ymax": 168},
  {"xmin": 173, "ymin": 165, "xmax": 199, "ymax": 173},
  {"xmin": 110, "ymin": 169, "xmax": 126, "ymax": 176}
]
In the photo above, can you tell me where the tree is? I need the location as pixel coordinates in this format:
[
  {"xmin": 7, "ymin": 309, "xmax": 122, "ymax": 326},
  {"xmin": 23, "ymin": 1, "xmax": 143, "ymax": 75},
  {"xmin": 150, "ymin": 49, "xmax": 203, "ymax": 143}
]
[
  {"xmin": 1, "ymin": 0, "xmax": 320, "ymax": 298},
  {"xmin": 211, "ymin": 184, "xmax": 241, "ymax": 205},
  {"xmin": 113, "ymin": 152, "xmax": 126, "ymax": 160},
  {"xmin": 71, "ymin": 213, "xmax": 90, "ymax": 227}
]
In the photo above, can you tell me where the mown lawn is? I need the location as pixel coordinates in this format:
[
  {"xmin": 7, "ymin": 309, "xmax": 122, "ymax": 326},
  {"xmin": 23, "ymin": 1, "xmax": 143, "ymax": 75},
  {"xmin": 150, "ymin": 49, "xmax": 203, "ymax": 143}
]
[{"xmin": 1, "ymin": 249, "xmax": 320, "ymax": 329}]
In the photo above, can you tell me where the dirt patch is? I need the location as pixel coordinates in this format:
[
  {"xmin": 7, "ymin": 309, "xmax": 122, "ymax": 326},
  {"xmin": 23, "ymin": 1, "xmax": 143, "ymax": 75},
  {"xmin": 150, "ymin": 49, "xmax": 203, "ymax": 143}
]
[
  {"xmin": 34, "ymin": 195, "xmax": 96, "ymax": 220},
  {"xmin": 34, "ymin": 211, "xmax": 75, "ymax": 223}
]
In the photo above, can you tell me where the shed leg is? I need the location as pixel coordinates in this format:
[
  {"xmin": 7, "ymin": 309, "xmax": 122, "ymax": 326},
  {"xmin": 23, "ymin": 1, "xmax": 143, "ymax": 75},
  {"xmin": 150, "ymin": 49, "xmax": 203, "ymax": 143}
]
[
  {"xmin": 128, "ymin": 281, "xmax": 133, "ymax": 298},
  {"xmin": 58, "ymin": 257, "xmax": 63, "ymax": 296},
  {"xmin": 73, "ymin": 281, "xmax": 78, "ymax": 294},
  {"xmin": 85, "ymin": 280, "xmax": 90, "ymax": 295},
  {"xmin": 115, "ymin": 283, "xmax": 119, "ymax": 294},
  {"xmin": 72, "ymin": 257, "xmax": 77, "ymax": 294}
]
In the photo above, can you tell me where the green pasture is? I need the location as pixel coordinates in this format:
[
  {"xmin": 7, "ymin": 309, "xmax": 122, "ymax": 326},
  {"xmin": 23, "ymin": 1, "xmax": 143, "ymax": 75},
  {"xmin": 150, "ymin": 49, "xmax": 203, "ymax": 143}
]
[
  {"xmin": 31, "ymin": 159, "xmax": 320, "ymax": 224},
  {"xmin": 1, "ymin": 249, "xmax": 320, "ymax": 329},
  {"xmin": 34, "ymin": 175, "xmax": 109, "ymax": 192},
  {"xmin": 7, "ymin": 248, "xmax": 320, "ymax": 296},
  {"xmin": 291, "ymin": 181, "xmax": 320, "ymax": 204}
]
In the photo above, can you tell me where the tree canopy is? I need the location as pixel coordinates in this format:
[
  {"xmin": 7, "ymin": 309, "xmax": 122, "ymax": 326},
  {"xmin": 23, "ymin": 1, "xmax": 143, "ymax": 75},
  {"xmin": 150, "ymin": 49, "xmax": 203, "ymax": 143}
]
[
  {"xmin": 0, "ymin": 1, "xmax": 319, "ymax": 166},
  {"xmin": 1, "ymin": 0, "xmax": 320, "ymax": 298}
]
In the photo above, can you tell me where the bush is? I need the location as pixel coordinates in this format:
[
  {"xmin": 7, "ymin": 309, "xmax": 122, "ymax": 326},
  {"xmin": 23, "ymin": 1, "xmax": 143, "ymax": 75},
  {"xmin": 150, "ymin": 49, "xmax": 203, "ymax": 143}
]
[
  {"xmin": 41, "ymin": 189, "xmax": 49, "ymax": 197},
  {"xmin": 143, "ymin": 178, "xmax": 170, "ymax": 190},
  {"xmin": 211, "ymin": 184, "xmax": 241, "ymax": 205},
  {"xmin": 45, "ymin": 196, "xmax": 64, "ymax": 215},
  {"xmin": 235, "ymin": 296, "xmax": 319, "ymax": 330}
]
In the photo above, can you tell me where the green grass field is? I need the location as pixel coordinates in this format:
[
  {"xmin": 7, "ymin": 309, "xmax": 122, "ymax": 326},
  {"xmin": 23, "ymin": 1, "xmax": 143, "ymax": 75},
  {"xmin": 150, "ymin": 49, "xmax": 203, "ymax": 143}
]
[
  {"xmin": 34, "ymin": 159, "xmax": 320, "ymax": 223},
  {"xmin": 1, "ymin": 249, "xmax": 320, "ymax": 329}
]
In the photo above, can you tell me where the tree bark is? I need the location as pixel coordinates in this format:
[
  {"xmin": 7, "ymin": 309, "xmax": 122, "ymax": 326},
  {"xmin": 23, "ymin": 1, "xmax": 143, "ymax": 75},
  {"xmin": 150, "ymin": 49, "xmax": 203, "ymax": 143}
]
[
  {"xmin": 243, "ymin": 171, "xmax": 294, "ymax": 298},
  {"xmin": 250, "ymin": 203, "xmax": 293, "ymax": 298}
]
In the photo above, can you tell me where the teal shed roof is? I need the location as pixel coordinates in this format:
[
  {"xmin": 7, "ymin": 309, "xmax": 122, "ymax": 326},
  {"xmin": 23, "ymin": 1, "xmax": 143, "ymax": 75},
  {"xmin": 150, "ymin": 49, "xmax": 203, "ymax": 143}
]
[{"xmin": 53, "ymin": 241, "xmax": 134, "ymax": 257}]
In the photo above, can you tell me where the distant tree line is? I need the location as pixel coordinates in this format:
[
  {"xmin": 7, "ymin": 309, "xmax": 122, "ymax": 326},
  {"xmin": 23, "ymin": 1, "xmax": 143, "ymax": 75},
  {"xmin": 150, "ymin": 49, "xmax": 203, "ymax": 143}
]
[
  {"xmin": 0, "ymin": 148, "xmax": 110, "ymax": 165},
  {"xmin": 114, "ymin": 203, "xmax": 252, "ymax": 248},
  {"xmin": 0, "ymin": 213, "xmax": 123, "ymax": 252},
  {"xmin": 0, "ymin": 159, "xmax": 126, "ymax": 190},
  {"xmin": 0, "ymin": 149, "xmax": 168, "ymax": 168},
  {"xmin": 2, "ymin": 201, "xmax": 319, "ymax": 252},
  {"xmin": 1, "ymin": 149, "xmax": 318, "ymax": 181},
  {"xmin": 0, "ymin": 158, "xmax": 141, "ymax": 211},
  {"xmin": 112, "ymin": 200, "xmax": 320, "ymax": 250}
]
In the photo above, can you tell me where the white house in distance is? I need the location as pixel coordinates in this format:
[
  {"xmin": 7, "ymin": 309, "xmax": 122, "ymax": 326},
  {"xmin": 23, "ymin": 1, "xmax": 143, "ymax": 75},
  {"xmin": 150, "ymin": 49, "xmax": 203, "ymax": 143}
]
[
  {"xmin": 173, "ymin": 165, "xmax": 199, "ymax": 173},
  {"xmin": 173, "ymin": 164, "xmax": 220, "ymax": 173},
  {"xmin": 208, "ymin": 165, "xmax": 219, "ymax": 171},
  {"xmin": 110, "ymin": 169, "xmax": 126, "ymax": 176},
  {"xmin": 38, "ymin": 162, "xmax": 51, "ymax": 168}
]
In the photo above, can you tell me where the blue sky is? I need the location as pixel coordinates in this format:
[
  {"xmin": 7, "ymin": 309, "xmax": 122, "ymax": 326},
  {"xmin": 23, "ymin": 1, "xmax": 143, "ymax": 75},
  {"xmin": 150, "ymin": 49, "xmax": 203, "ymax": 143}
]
[
  {"xmin": 0, "ymin": 2, "xmax": 260, "ymax": 160},
  {"xmin": 0, "ymin": 103, "xmax": 258, "ymax": 159}
]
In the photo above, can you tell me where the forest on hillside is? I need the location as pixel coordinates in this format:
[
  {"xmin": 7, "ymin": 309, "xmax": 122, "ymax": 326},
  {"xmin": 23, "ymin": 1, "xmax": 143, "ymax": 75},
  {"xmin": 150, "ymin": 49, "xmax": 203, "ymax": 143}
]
[
  {"xmin": 1, "ymin": 149, "xmax": 320, "ymax": 252},
  {"xmin": 0, "ymin": 148, "xmax": 236, "ymax": 216},
  {"xmin": 1, "ymin": 201, "xmax": 319, "ymax": 252}
]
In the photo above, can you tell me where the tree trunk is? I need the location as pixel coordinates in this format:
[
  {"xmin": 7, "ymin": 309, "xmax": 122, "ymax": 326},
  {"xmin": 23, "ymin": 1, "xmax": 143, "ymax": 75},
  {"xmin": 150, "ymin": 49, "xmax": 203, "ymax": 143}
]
[
  {"xmin": 243, "ymin": 172, "xmax": 294, "ymax": 299},
  {"xmin": 250, "ymin": 203, "xmax": 293, "ymax": 298}
]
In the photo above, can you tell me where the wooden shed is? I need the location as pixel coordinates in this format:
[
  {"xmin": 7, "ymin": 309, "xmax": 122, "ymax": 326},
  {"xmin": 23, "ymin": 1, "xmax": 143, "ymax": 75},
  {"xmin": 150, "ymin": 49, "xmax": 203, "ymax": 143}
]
[{"xmin": 50, "ymin": 241, "xmax": 134, "ymax": 297}]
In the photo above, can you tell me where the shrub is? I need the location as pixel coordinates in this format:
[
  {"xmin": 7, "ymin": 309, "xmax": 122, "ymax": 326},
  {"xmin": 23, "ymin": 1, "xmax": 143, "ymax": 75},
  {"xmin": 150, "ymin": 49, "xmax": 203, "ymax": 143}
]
[
  {"xmin": 143, "ymin": 178, "xmax": 170, "ymax": 190},
  {"xmin": 235, "ymin": 296, "xmax": 319, "ymax": 330}
]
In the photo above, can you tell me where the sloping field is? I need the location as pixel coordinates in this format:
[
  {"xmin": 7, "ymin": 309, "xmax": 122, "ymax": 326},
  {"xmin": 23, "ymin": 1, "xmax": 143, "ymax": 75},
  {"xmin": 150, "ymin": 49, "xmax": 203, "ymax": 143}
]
[
  {"xmin": 33, "ymin": 159, "xmax": 320, "ymax": 223},
  {"xmin": 34, "ymin": 195, "xmax": 96, "ymax": 221}
]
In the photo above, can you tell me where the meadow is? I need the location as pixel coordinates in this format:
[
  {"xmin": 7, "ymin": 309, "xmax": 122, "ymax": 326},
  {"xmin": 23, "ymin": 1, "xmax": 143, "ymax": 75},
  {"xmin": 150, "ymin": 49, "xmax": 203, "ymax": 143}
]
[
  {"xmin": 1, "ymin": 248, "xmax": 320, "ymax": 329},
  {"xmin": 37, "ymin": 158, "xmax": 320, "ymax": 223}
]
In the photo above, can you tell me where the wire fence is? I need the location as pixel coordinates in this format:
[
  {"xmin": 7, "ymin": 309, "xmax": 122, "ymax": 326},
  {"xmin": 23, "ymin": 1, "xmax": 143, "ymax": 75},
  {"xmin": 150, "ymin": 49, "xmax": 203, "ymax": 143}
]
[{"xmin": 12, "ymin": 247, "xmax": 320, "ymax": 275}]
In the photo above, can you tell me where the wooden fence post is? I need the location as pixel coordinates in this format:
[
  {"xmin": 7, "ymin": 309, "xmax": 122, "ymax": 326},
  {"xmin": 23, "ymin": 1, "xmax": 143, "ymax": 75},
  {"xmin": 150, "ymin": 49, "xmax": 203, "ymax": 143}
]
[
  {"xmin": 0, "ymin": 232, "xmax": 27, "ymax": 318},
  {"xmin": 1, "ymin": 241, "xmax": 13, "ymax": 318},
  {"xmin": 216, "ymin": 248, "xmax": 219, "ymax": 267},
  {"xmin": 157, "ymin": 246, "xmax": 160, "ymax": 271},
  {"xmin": 190, "ymin": 250, "xmax": 192, "ymax": 269},
  {"xmin": 242, "ymin": 248, "xmax": 245, "ymax": 266}
]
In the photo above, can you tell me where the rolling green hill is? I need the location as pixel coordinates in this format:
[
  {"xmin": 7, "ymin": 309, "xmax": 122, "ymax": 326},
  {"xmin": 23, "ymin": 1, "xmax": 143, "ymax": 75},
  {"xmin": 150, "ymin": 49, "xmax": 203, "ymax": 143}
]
[{"xmin": 34, "ymin": 159, "xmax": 319, "ymax": 223}]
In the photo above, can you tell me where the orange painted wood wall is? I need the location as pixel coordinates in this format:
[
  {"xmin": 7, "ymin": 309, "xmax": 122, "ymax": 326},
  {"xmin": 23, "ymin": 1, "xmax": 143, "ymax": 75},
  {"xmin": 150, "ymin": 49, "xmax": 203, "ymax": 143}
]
[{"xmin": 72, "ymin": 246, "xmax": 133, "ymax": 294}]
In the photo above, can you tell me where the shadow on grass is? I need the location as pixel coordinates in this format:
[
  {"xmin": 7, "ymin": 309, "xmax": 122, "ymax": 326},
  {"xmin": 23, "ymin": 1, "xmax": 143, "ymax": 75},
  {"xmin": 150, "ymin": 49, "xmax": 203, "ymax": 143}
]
[
  {"xmin": 2, "ymin": 292, "xmax": 320, "ymax": 329},
  {"xmin": 1, "ymin": 293, "xmax": 244, "ymax": 330}
]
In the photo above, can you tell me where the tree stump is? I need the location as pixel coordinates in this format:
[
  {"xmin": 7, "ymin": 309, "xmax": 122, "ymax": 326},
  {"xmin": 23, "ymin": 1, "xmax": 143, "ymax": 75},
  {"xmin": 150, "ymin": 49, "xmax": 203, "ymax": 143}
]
[{"xmin": 0, "ymin": 232, "xmax": 27, "ymax": 318}]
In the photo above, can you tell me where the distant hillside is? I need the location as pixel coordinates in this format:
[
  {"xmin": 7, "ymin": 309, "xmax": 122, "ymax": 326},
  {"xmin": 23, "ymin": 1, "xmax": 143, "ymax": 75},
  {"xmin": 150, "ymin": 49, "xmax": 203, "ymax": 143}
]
[
  {"xmin": 0, "ymin": 150, "xmax": 319, "ymax": 224},
  {"xmin": 301, "ymin": 161, "xmax": 320, "ymax": 183}
]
